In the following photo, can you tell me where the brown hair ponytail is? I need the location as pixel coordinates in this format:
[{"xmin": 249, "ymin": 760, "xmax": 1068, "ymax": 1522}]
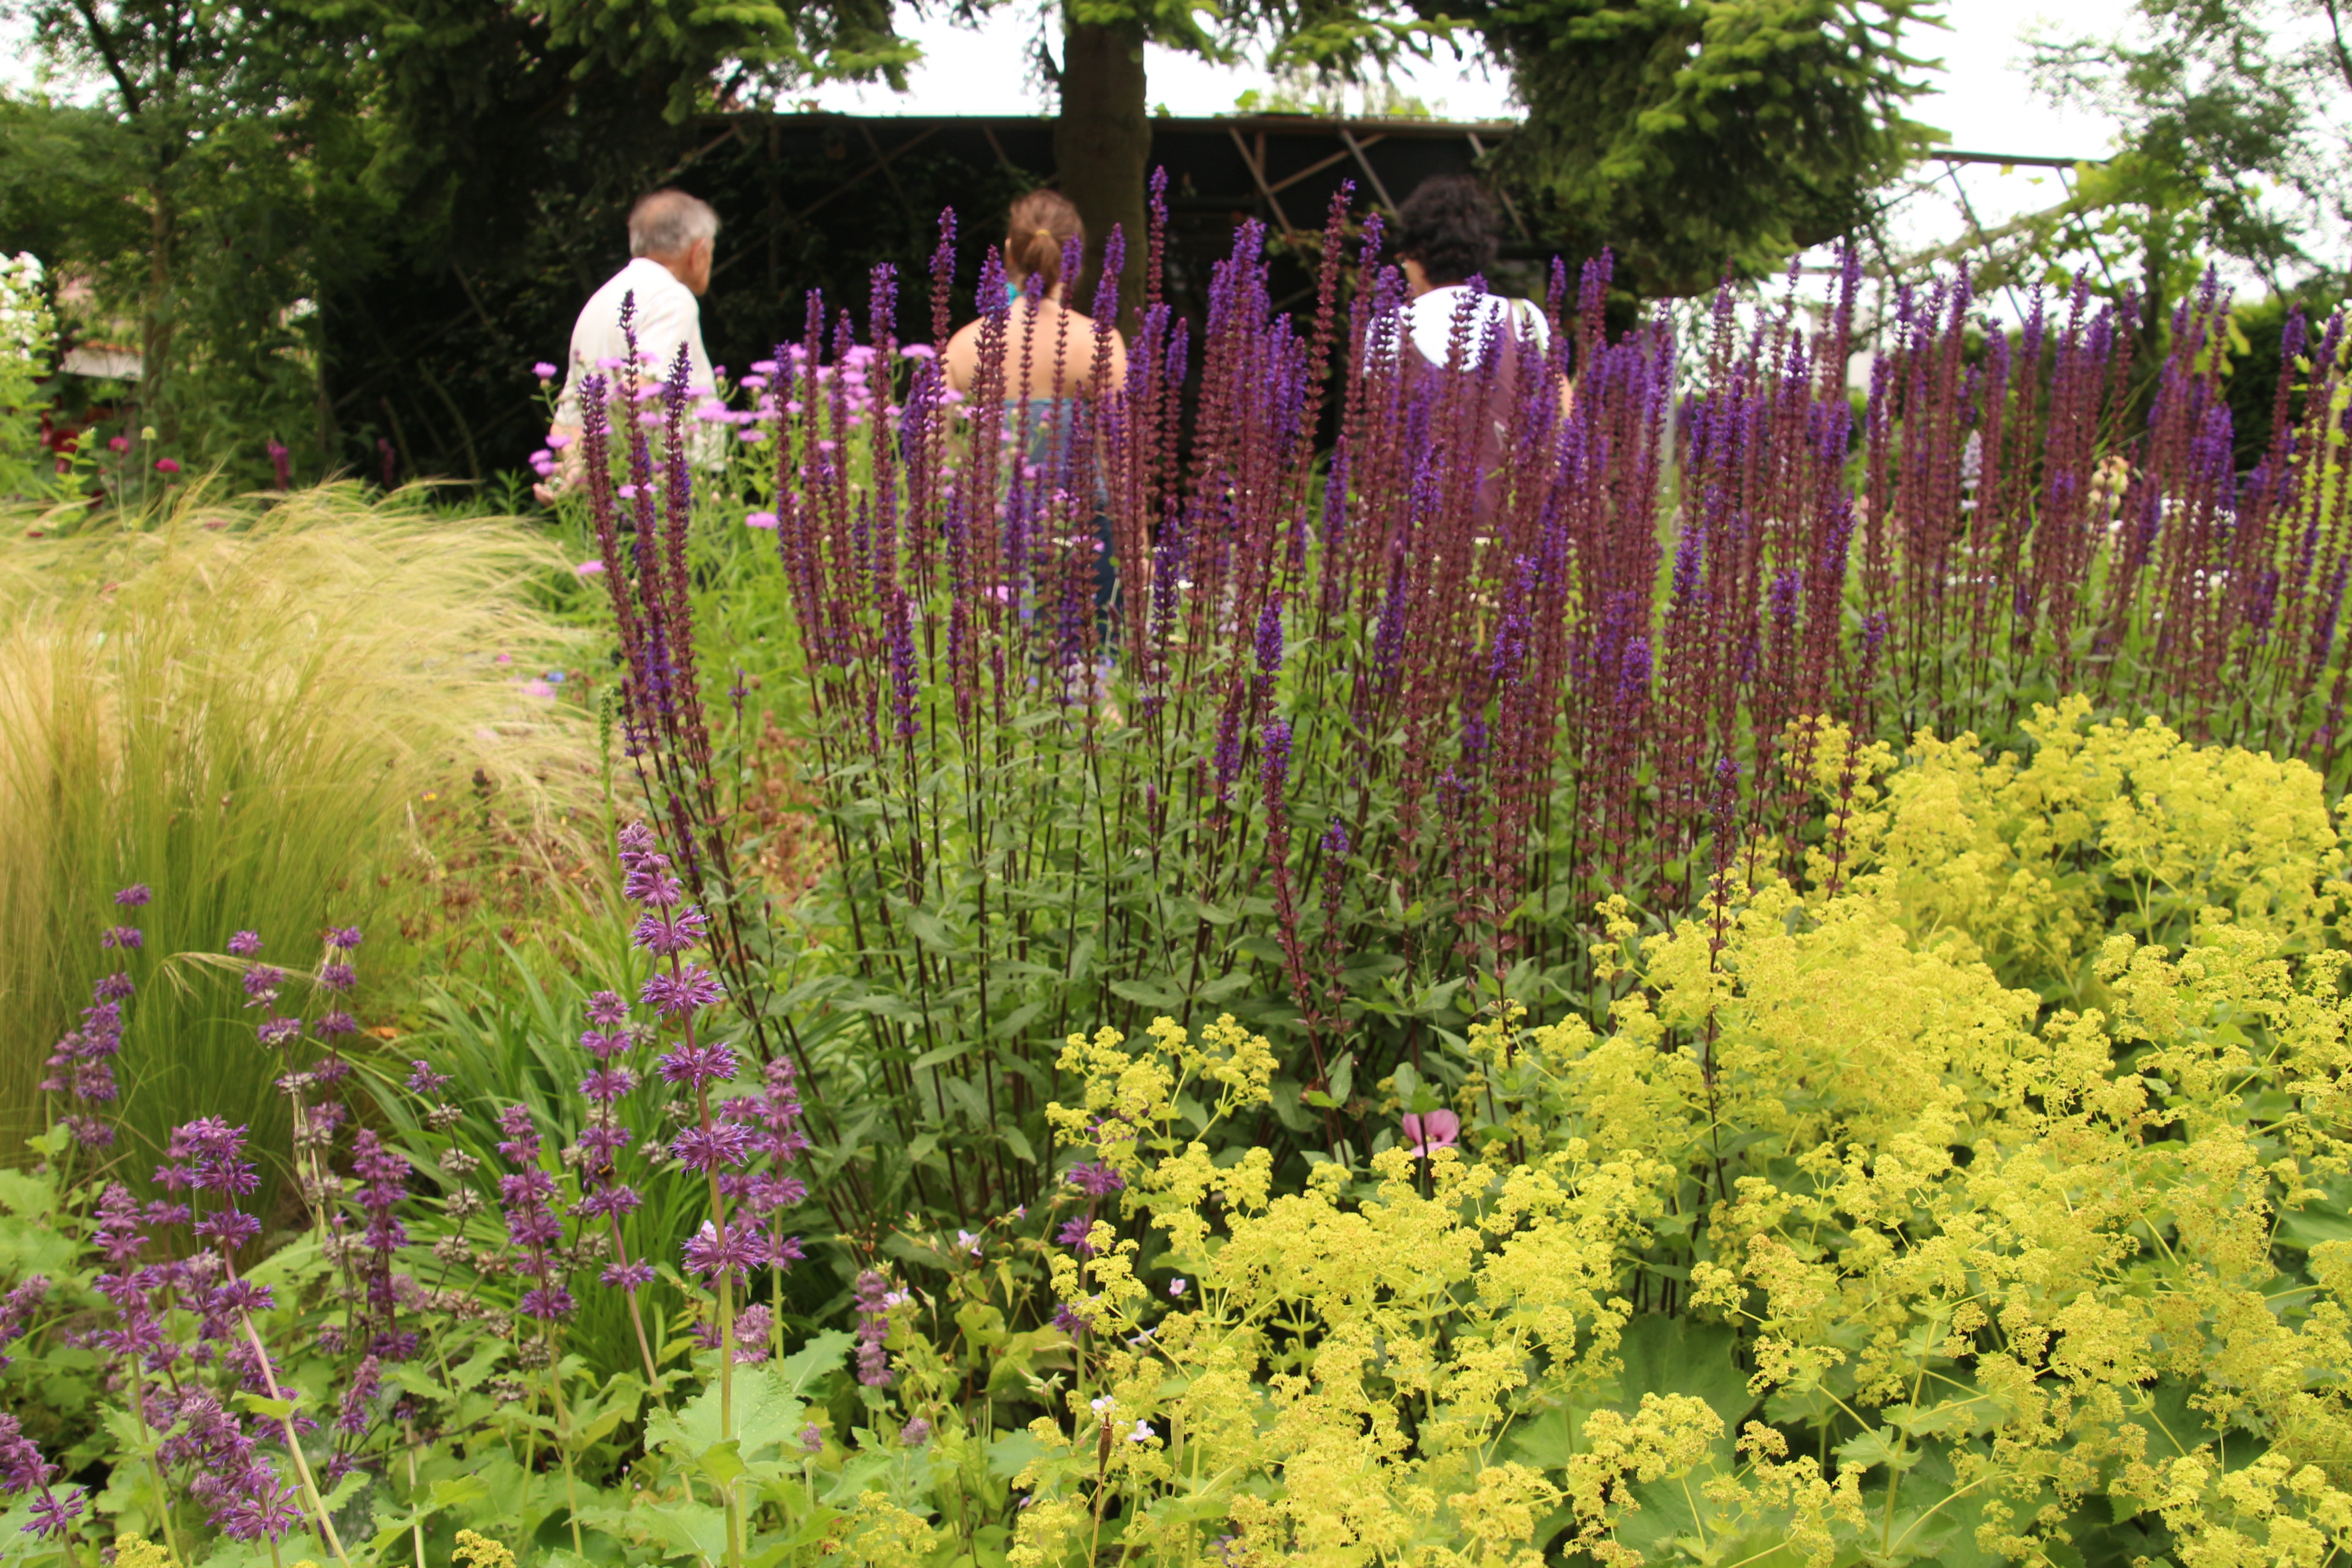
[{"xmin": 1005, "ymin": 189, "xmax": 1084, "ymax": 297}]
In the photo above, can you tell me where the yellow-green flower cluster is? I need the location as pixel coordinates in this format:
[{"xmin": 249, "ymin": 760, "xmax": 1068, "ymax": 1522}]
[{"xmin": 838, "ymin": 701, "xmax": 2352, "ymax": 1567}]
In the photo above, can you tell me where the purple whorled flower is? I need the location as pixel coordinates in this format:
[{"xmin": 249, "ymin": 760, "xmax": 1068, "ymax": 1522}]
[
  {"xmin": 670, "ymin": 1121, "xmax": 753, "ymax": 1174},
  {"xmin": 1065, "ymin": 1161, "xmax": 1124, "ymax": 1197},
  {"xmin": 167, "ymin": 1117, "xmax": 261, "ymax": 1199},
  {"xmin": 580, "ymin": 1066, "xmax": 638, "ymax": 1105},
  {"xmin": 657, "ymin": 1038, "xmax": 736, "ymax": 1089},
  {"xmin": 681, "ymin": 1218, "xmax": 766, "ymax": 1281},
  {"xmin": 602, "ymin": 1261, "xmax": 656, "ymax": 1291},
  {"xmin": 632, "ymin": 905, "xmax": 710, "ymax": 956},
  {"xmin": 642, "ymin": 964, "xmax": 725, "ymax": 1018},
  {"xmin": 623, "ymin": 855, "xmax": 686, "ymax": 910},
  {"xmin": 228, "ymin": 930, "xmax": 262, "ymax": 957},
  {"xmin": 114, "ymin": 884, "xmax": 152, "ymax": 907},
  {"xmin": 517, "ymin": 1285, "xmax": 577, "ymax": 1322},
  {"xmin": 0, "ymin": 1276, "xmax": 49, "ymax": 1373},
  {"xmin": 348, "ymin": 1129, "xmax": 409, "ymax": 1348},
  {"xmin": 586, "ymin": 988, "xmax": 630, "ymax": 1027}
]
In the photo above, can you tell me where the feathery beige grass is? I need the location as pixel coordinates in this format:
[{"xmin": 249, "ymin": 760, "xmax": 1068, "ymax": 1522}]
[{"xmin": 0, "ymin": 481, "xmax": 596, "ymax": 1182}]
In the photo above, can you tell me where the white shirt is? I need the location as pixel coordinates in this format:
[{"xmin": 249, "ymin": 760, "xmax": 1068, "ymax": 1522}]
[
  {"xmin": 556, "ymin": 257, "xmax": 714, "ymax": 425},
  {"xmin": 1394, "ymin": 286, "xmax": 1551, "ymax": 370}
]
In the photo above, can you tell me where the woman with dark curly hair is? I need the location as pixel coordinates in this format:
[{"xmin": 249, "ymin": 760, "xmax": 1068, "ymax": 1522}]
[
  {"xmin": 1389, "ymin": 173, "xmax": 1560, "ymax": 380},
  {"xmin": 1384, "ymin": 173, "xmax": 1569, "ymax": 523}
]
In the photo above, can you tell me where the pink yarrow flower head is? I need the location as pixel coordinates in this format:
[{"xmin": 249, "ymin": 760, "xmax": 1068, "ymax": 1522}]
[
  {"xmin": 744, "ymin": 510, "xmax": 779, "ymax": 529},
  {"xmin": 574, "ymin": 560, "xmax": 605, "ymax": 577},
  {"xmin": 154, "ymin": 458, "xmax": 181, "ymax": 474},
  {"xmin": 533, "ymin": 362, "xmax": 558, "ymax": 380},
  {"xmin": 1402, "ymin": 1109, "xmax": 1461, "ymax": 1158}
]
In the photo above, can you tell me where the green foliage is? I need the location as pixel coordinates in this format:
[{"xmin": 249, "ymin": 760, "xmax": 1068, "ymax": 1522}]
[
  {"xmin": 0, "ymin": 0, "xmax": 933, "ymax": 487},
  {"xmin": 2029, "ymin": 0, "xmax": 2348, "ymax": 293},
  {"xmin": 0, "ymin": 483, "xmax": 592, "ymax": 1176},
  {"xmin": 1478, "ymin": 0, "xmax": 1940, "ymax": 296},
  {"xmin": 0, "ymin": 253, "xmax": 73, "ymax": 503},
  {"xmin": 8, "ymin": 700, "xmax": 2352, "ymax": 1567},
  {"xmin": 3, "ymin": 0, "xmax": 380, "ymax": 482}
]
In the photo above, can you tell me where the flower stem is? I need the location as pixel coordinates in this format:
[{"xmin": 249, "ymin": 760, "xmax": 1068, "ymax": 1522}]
[
  {"xmin": 230, "ymin": 1292, "xmax": 351, "ymax": 1568},
  {"xmin": 546, "ymin": 1344, "xmax": 586, "ymax": 1555}
]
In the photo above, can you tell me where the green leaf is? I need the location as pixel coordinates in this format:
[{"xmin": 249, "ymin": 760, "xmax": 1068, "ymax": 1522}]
[
  {"xmin": 988, "ymin": 1427, "xmax": 1049, "ymax": 1479},
  {"xmin": 1614, "ymin": 1313, "xmax": 1756, "ymax": 1449},
  {"xmin": 1836, "ymin": 1425, "xmax": 1920, "ymax": 1473},
  {"xmin": 913, "ymin": 1039, "xmax": 975, "ymax": 1071},
  {"xmin": 991, "ymin": 1001, "xmax": 1045, "ymax": 1041},
  {"xmin": 234, "ymin": 1393, "xmax": 298, "ymax": 1422},
  {"xmin": 697, "ymin": 1439, "xmax": 747, "ymax": 1488},
  {"xmin": 642, "ymin": 1500, "xmax": 732, "ymax": 1563},
  {"xmin": 1110, "ymin": 978, "xmax": 1185, "ymax": 1010},
  {"xmin": 905, "ymin": 907, "xmax": 955, "ymax": 952},
  {"xmin": 777, "ymin": 1330, "xmax": 856, "ymax": 1399},
  {"xmin": 0, "ymin": 1169, "xmax": 50, "ymax": 1218}
]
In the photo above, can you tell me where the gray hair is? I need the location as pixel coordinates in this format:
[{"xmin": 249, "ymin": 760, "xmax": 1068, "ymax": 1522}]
[{"xmin": 627, "ymin": 189, "xmax": 720, "ymax": 258}]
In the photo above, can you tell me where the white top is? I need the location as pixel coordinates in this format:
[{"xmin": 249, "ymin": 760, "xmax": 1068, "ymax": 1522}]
[
  {"xmin": 556, "ymin": 257, "xmax": 714, "ymax": 425},
  {"xmin": 1394, "ymin": 286, "xmax": 1551, "ymax": 370}
]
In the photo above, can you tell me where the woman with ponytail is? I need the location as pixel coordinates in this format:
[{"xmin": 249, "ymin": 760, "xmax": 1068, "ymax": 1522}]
[
  {"xmin": 943, "ymin": 189, "xmax": 1128, "ymax": 400},
  {"xmin": 943, "ymin": 189, "xmax": 1131, "ymax": 652}
]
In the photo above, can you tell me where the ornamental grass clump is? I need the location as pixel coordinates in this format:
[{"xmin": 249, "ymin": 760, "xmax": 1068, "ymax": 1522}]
[{"xmin": 0, "ymin": 482, "xmax": 592, "ymax": 1172}]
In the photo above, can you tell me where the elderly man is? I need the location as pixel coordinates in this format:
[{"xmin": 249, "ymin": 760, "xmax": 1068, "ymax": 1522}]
[{"xmin": 536, "ymin": 188, "xmax": 720, "ymax": 502}]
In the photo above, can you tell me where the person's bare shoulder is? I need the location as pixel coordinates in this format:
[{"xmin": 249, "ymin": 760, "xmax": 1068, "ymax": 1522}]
[{"xmin": 942, "ymin": 316, "xmax": 988, "ymax": 395}]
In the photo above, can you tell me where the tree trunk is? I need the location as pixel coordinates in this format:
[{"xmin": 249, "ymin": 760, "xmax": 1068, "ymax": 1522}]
[
  {"xmin": 143, "ymin": 176, "xmax": 178, "ymax": 446},
  {"xmin": 1054, "ymin": 16, "xmax": 1151, "ymax": 323}
]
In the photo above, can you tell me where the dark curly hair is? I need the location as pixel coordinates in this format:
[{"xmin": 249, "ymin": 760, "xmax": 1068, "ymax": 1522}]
[{"xmin": 1391, "ymin": 175, "xmax": 1502, "ymax": 287}]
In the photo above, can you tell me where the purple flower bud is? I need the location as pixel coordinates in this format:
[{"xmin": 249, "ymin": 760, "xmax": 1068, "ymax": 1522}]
[
  {"xmin": 1254, "ymin": 597, "xmax": 1283, "ymax": 678},
  {"xmin": 113, "ymin": 885, "xmax": 152, "ymax": 907}
]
